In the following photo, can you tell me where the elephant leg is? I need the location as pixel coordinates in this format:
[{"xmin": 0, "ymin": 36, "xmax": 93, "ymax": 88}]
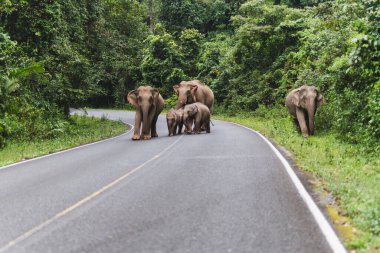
[
  {"xmin": 142, "ymin": 129, "xmax": 151, "ymax": 140},
  {"xmin": 172, "ymin": 123, "xmax": 177, "ymax": 136},
  {"xmin": 206, "ymin": 121, "xmax": 210, "ymax": 133},
  {"xmin": 194, "ymin": 120, "xmax": 202, "ymax": 134},
  {"xmin": 141, "ymin": 111, "xmax": 151, "ymax": 140},
  {"xmin": 142, "ymin": 113, "xmax": 153, "ymax": 140},
  {"xmin": 185, "ymin": 119, "xmax": 193, "ymax": 134},
  {"xmin": 293, "ymin": 118, "xmax": 301, "ymax": 133},
  {"xmin": 150, "ymin": 114, "xmax": 159, "ymax": 138},
  {"xmin": 304, "ymin": 113, "xmax": 310, "ymax": 135},
  {"xmin": 142, "ymin": 133, "xmax": 151, "ymax": 140},
  {"xmin": 132, "ymin": 111, "xmax": 142, "ymax": 140},
  {"xmin": 178, "ymin": 122, "xmax": 183, "ymax": 134},
  {"xmin": 167, "ymin": 121, "xmax": 172, "ymax": 136},
  {"xmin": 201, "ymin": 122, "xmax": 206, "ymax": 131},
  {"xmin": 296, "ymin": 108, "xmax": 309, "ymax": 137}
]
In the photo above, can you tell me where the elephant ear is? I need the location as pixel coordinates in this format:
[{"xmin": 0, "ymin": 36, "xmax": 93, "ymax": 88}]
[
  {"xmin": 291, "ymin": 90, "xmax": 301, "ymax": 107},
  {"xmin": 127, "ymin": 90, "xmax": 139, "ymax": 108},
  {"xmin": 189, "ymin": 104, "xmax": 198, "ymax": 116},
  {"xmin": 152, "ymin": 88, "xmax": 160, "ymax": 99},
  {"xmin": 189, "ymin": 85, "xmax": 198, "ymax": 102},
  {"xmin": 317, "ymin": 93, "xmax": 325, "ymax": 106},
  {"xmin": 173, "ymin": 85, "xmax": 180, "ymax": 95},
  {"xmin": 190, "ymin": 84, "xmax": 198, "ymax": 94}
]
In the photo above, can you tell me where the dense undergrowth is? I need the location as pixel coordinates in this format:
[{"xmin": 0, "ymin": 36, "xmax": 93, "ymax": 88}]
[
  {"xmin": 0, "ymin": 115, "xmax": 128, "ymax": 167},
  {"xmin": 214, "ymin": 106, "xmax": 380, "ymax": 252}
]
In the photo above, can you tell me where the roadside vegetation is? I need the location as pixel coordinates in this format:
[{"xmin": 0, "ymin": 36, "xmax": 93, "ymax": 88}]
[
  {"xmin": 1, "ymin": 0, "xmax": 379, "ymax": 251},
  {"xmin": 0, "ymin": 115, "xmax": 128, "ymax": 167}
]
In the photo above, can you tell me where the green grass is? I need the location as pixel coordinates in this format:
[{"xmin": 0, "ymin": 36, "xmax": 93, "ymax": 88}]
[
  {"xmin": 0, "ymin": 114, "xmax": 128, "ymax": 167},
  {"xmin": 214, "ymin": 110, "xmax": 380, "ymax": 253}
]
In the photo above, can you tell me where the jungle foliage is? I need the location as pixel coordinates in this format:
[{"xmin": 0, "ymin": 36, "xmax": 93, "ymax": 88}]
[
  {"xmin": 2, "ymin": 1, "xmax": 378, "ymax": 144},
  {"xmin": 1, "ymin": 0, "xmax": 378, "ymax": 154},
  {"xmin": 0, "ymin": 0, "xmax": 378, "ymax": 156},
  {"xmin": 0, "ymin": 0, "xmax": 148, "ymax": 146},
  {"xmin": 143, "ymin": 0, "xmax": 380, "ymax": 151}
]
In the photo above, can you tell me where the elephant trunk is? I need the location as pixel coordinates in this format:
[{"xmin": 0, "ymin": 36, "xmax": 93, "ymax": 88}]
[
  {"xmin": 142, "ymin": 106, "xmax": 151, "ymax": 135},
  {"xmin": 307, "ymin": 104, "xmax": 316, "ymax": 136},
  {"xmin": 175, "ymin": 99, "xmax": 185, "ymax": 110},
  {"xmin": 176, "ymin": 94, "xmax": 191, "ymax": 109}
]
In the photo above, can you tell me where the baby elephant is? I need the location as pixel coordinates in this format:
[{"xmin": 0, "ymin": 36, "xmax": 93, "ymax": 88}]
[
  {"xmin": 166, "ymin": 108, "xmax": 184, "ymax": 136},
  {"xmin": 183, "ymin": 102, "xmax": 211, "ymax": 134}
]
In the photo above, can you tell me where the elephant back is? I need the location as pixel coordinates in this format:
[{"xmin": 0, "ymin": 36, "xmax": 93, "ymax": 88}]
[{"xmin": 193, "ymin": 82, "xmax": 214, "ymax": 112}]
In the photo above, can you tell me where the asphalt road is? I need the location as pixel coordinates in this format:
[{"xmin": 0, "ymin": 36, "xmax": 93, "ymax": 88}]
[{"xmin": 0, "ymin": 109, "xmax": 345, "ymax": 253}]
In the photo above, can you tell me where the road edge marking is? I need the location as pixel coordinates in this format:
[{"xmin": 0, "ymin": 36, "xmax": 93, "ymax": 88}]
[
  {"xmin": 223, "ymin": 121, "xmax": 347, "ymax": 253},
  {"xmin": 0, "ymin": 135, "xmax": 184, "ymax": 252},
  {"xmin": 0, "ymin": 123, "xmax": 134, "ymax": 171}
]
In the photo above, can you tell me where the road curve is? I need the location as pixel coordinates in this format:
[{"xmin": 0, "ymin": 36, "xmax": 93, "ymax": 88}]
[{"xmin": 0, "ymin": 109, "xmax": 344, "ymax": 253}]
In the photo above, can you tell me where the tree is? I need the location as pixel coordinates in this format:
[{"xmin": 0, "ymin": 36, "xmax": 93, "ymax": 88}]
[
  {"xmin": 158, "ymin": 0, "xmax": 206, "ymax": 34},
  {"xmin": 141, "ymin": 24, "xmax": 188, "ymax": 96}
]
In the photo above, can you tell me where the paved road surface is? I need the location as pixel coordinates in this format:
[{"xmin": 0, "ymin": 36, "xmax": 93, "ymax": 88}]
[{"xmin": 0, "ymin": 109, "xmax": 345, "ymax": 253}]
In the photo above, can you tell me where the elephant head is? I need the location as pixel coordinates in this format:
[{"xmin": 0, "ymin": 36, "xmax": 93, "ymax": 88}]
[
  {"xmin": 173, "ymin": 82, "xmax": 197, "ymax": 109},
  {"xmin": 291, "ymin": 85, "xmax": 325, "ymax": 135},
  {"xmin": 183, "ymin": 103, "xmax": 198, "ymax": 134},
  {"xmin": 127, "ymin": 86, "xmax": 160, "ymax": 139}
]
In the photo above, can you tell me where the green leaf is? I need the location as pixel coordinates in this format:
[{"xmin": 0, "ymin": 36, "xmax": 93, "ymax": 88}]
[{"xmin": 9, "ymin": 64, "xmax": 45, "ymax": 79}]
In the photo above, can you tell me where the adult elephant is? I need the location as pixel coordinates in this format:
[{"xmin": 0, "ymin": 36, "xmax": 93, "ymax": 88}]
[
  {"xmin": 173, "ymin": 80, "xmax": 214, "ymax": 113},
  {"xmin": 285, "ymin": 85, "xmax": 325, "ymax": 137},
  {"xmin": 126, "ymin": 86, "xmax": 164, "ymax": 140}
]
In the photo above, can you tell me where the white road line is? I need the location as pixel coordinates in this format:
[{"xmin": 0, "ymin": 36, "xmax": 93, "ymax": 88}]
[
  {"xmin": 0, "ymin": 135, "xmax": 184, "ymax": 252},
  {"xmin": 227, "ymin": 121, "xmax": 347, "ymax": 253},
  {"xmin": 0, "ymin": 123, "xmax": 134, "ymax": 171}
]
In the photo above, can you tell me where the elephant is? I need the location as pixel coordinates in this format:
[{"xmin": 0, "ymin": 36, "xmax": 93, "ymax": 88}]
[
  {"xmin": 183, "ymin": 102, "xmax": 211, "ymax": 134},
  {"xmin": 166, "ymin": 108, "xmax": 184, "ymax": 136},
  {"xmin": 126, "ymin": 86, "xmax": 164, "ymax": 140},
  {"xmin": 285, "ymin": 85, "xmax": 325, "ymax": 137},
  {"xmin": 173, "ymin": 80, "xmax": 214, "ymax": 114}
]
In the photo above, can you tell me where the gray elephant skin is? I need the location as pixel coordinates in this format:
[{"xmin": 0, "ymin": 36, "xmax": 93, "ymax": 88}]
[
  {"xmin": 183, "ymin": 102, "xmax": 211, "ymax": 134},
  {"xmin": 173, "ymin": 80, "xmax": 214, "ymax": 113},
  {"xmin": 127, "ymin": 86, "xmax": 164, "ymax": 140},
  {"xmin": 285, "ymin": 85, "xmax": 325, "ymax": 137},
  {"xmin": 166, "ymin": 108, "xmax": 184, "ymax": 136}
]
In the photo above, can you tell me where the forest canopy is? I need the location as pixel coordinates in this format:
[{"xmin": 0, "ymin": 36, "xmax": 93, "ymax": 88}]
[{"xmin": 0, "ymin": 0, "xmax": 379, "ymax": 150}]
